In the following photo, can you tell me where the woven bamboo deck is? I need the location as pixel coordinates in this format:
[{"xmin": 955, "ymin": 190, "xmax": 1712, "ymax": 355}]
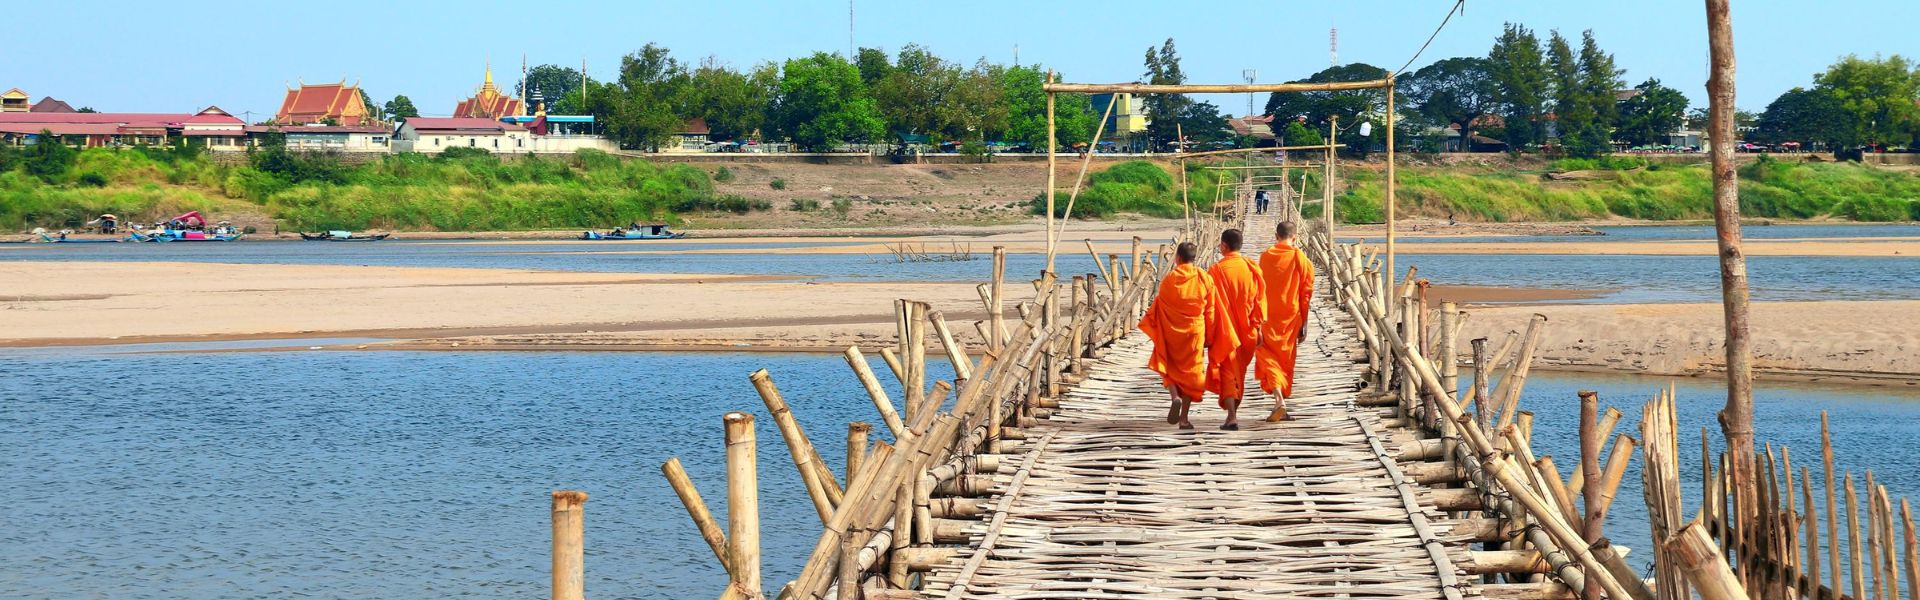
[{"xmin": 917, "ymin": 200, "xmax": 1480, "ymax": 599}]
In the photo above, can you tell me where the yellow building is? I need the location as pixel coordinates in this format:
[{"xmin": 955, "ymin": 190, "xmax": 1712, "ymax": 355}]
[
  {"xmin": 1093, "ymin": 93, "xmax": 1149, "ymax": 151},
  {"xmin": 453, "ymin": 64, "xmax": 524, "ymax": 119},
  {"xmin": 1, "ymin": 88, "xmax": 29, "ymax": 113}
]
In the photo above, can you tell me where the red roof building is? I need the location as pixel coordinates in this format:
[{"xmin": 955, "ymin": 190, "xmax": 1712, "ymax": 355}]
[
  {"xmin": 30, "ymin": 97, "xmax": 77, "ymax": 113},
  {"xmin": 452, "ymin": 66, "xmax": 524, "ymax": 119},
  {"xmin": 0, "ymin": 106, "xmax": 245, "ymax": 148},
  {"xmin": 274, "ymin": 81, "xmax": 375, "ymax": 126}
]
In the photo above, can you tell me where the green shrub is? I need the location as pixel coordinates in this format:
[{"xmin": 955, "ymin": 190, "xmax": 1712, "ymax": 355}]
[
  {"xmin": 1549, "ymin": 156, "xmax": 1649, "ymax": 171},
  {"xmin": 713, "ymin": 166, "xmax": 735, "ymax": 182},
  {"xmin": 437, "ymin": 146, "xmax": 494, "ymax": 161},
  {"xmin": 831, "ymin": 198, "xmax": 852, "ymax": 218},
  {"xmin": 77, "ymin": 172, "xmax": 108, "ymax": 187},
  {"xmin": 790, "ymin": 198, "xmax": 821, "ymax": 211},
  {"xmin": 770, "ymin": 177, "xmax": 787, "ymax": 190},
  {"xmin": 1029, "ymin": 161, "xmax": 1182, "ymax": 218}
]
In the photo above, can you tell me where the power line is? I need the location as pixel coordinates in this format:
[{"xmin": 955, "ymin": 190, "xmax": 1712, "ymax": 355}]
[{"xmin": 1394, "ymin": 0, "xmax": 1467, "ymax": 76}]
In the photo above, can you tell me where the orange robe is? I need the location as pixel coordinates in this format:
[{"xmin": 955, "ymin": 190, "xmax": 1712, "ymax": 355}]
[
  {"xmin": 1255, "ymin": 243, "xmax": 1316, "ymax": 398},
  {"xmin": 1205, "ymin": 251, "xmax": 1265, "ymax": 405},
  {"xmin": 1139, "ymin": 263, "xmax": 1237, "ymax": 402}
]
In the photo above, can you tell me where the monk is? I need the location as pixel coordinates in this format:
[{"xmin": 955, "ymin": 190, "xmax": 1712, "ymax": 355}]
[
  {"xmin": 1204, "ymin": 229, "xmax": 1264, "ymax": 430},
  {"xmin": 1138, "ymin": 242, "xmax": 1236, "ymax": 429},
  {"xmin": 1254, "ymin": 221, "xmax": 1315, "ymax": 421}
]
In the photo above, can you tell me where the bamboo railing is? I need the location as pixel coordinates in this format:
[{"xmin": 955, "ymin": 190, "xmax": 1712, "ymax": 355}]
[{"xmin": 617, "ymin": 211, "xmax": 1221, "ymax": 599}]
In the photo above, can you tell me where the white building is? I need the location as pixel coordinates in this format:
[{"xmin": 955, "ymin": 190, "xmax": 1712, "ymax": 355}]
[
  {"xmin": 394, "ymin": 117, "xmax": 530, "ymax": 153},
  {"xmin": 247, "ymin": 124, "xmax": 391, "ymax": 152}
]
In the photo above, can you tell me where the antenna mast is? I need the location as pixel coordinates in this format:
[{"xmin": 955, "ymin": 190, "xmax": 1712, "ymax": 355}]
[
  {"xmin": 1330, "ymin": 27, "xmax": 1339, "ymax": 67},
  {"xmin": 848, "ymin": 0, "xmax": 855, "ymax": 58},
  {"xmin": 1241, "ymin": 69, "xmax": 1257, "ymax": 117}
]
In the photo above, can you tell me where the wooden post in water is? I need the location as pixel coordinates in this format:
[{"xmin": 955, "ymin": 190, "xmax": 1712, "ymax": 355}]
[
  {"xmin": 1468, "ymin": 338, "xmax": 1490, "ymax": 431},
  {"xmin": 1849, "ymin": 472, "xmax": 1867, "ymax": 600},
  {"xmin": 550, "ymin": 490, "xmax": 588, "ymax": 600},
  {"xmin": 751, "ymin": 370, "xmax": 841, "ymax": 524},
  {"xmin": 1826, "ymin": 412, "xmax": 1843, "ymax": 598},
  {"xmin": 847, "ymin": 422, "xmax": 870, "ymax": 485},
  {"xmin": 1044, "ymin": 70, "xmax": 1057, "ymax": 273},
  {"xmin": 1438, "ymin": 302, "xmax": 1458, "ymax": 397},
  {"xmin": 1384, "ymin": 78, "xmax": 1397, "ymax": 321},
  {"xmin": 1704, "ymin": 0, "xmax": 1758, "ymax": 547},
  {"xmin": 724, "ymin": 412, "xmax": 761, "ymax": 597},
  {"xmin": 990, "ymin": 247, "xmax": 1008, "ymax": 352},
  {"xmin": 1325, "ymin": 115, "xmax": 1337, "ymax": 237},
  {"xmin": 1578, "ymin": 390, "xmax": 1604, "ymax": 600}
]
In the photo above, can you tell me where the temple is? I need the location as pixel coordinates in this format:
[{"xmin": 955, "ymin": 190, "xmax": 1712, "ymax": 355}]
[
  {"xmin": 274, "ymin": 81, "xmax": 374, "ymax": 126},
  {"xmin": 452, "ymin": 64, "xmax": 524, "ymax": 119}
]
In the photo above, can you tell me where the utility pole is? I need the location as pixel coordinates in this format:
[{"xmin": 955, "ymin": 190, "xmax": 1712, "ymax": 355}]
[
  {"xmin": 1330, "ymin": 28, "xmax": 1339, "ymax": 67},
  {"xmin": 848, "ymin": 0, "xmax": 856, "ymax": 58}
]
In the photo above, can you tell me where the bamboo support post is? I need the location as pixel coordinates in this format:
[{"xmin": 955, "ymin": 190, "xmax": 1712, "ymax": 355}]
[
  {"xmin": 846, "ymin": 423, "xmax": 870, "ymax": 486},
  {"xmin": 1668, "ymin": 521, "xmax": 1750, "ymax": 600},
  {"xmin": 1438, "ymin": 302, "xmax": 1458, "ymax": 397},
  {"xmin": 1494, "ymin": 314, "xmax": 1548, "ymax": 432},
  {"xmin": 1483, "ymin": 456, "xmax": 1635, "ymax": 600},
  {"xmin": 1849, "ymin": 472, "xmax": 1866, "ymax": 600},
  {"xmin": 724, "ymin": 413, "xmax": 762, "ymax": 597},
  {"xmin": 844, "ymin": 347, "xmax": 907, "ymax": 440},
  {"xmin": 1469, "ymin": 338, "xmax": 1491, "ymax": 430},
  {"xmin": 1902, "ymin": 498, "xmax": 1917, "ymax": 600},
  {"xmin": 662, "ymin": 458, "xmax": 733, "ymax": 575},
  {"xmin": 927, "ymin": 310, "xmax": 974, "ymax": 382},
  {"xmin": 1827, "ymin": 412, "xmax": 1843, "ymax": 598},
  {"xmin": 751, "ymin": 370, "xmax": 843, "ymax": 524},
  {"xmin": 550, "ymin": 490, "xmax": 588, "ymax": 600},
  {"xmin": 990, "ymin": 247, "xmax": 1007, "ymax": 352}
]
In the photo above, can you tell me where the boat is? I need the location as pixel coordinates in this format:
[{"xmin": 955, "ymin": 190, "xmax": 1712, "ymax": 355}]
[
  {"xmin": 300, "ymin": 230, "xmax": 390, "ymax": 242},
  {"xmin": 38, "ymin": 233, "xmax": 139, "ymax": 243},
  {"xmin": 136, "ymin": 212, "xmax": 244, "ymax": 242},
  {"xmin": 580, "ymin": 223, "xmax": 686, "ymax": 240}
]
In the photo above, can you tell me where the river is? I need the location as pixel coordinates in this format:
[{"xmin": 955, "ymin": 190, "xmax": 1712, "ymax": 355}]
[{"xmin": 3, "ymin": 345, "xmax": 1914, "ymax": 598}]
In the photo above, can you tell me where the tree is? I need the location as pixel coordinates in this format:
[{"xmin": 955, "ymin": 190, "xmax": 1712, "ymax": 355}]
[
  {"xmin": 1141, "ymin": 38, "xmax": 1191, "ymax": 150},
  {"xmin": 1545, "ymin": 30, "xmax": 1582, "ymax": 146},
  {"xmin": 1752, "ymin": 87, "xmax": 1849, "ymax": 147},
  {"xmin": 855, "ymin": 47, "xmax": 893, "ymax": 88},
  {"xmin": 1264, "ymin": 63, "xmax": 1389, "ymax": 155},
  {"xmin": 1176, "ymin": 100, "xmax": 1230, "ymax": 145},
  {"xmin": 517, "ymin": 64, "xmax": 586, "ymax": 109},
  {"xmin": 681, "ymin": 59, "xmax": 775, "ymax": 141},
  {"xmin": 1280, "ymin": 119, "xmax": 1325, "ymax": 146},
  {"xmin": 772, "ymin": 52, "xmax": 885, "ymax": 151},
  {"xmin": 873, "ymin": 44, "xmax": 958, "ymax": 141},
  {"xmin": 944, "ymin": 59, "xmax": 1008, "ymax": 143},
  {"xmin": 1811, "ymin": 54, "xmax": 1920, "ymax": 148},
  {"xmin": 589, "ymin": 43, "xmax": 692, "ymax": 150},
  {"xmin": 23, "ymin": 129, "xmax": 77, "ymax": 182},
  {"xmin": 1488, "ymin": 23, "xmax": 1549, "ymax": 150},
  {"xmin": 1569, "ymin": 30, "xmax": 1624, "ymax": 156},
  {"xmin": 359, "ymin": 89, "xmax": 385, "ymax": 123},
  {"xmin": 384, "ymin": 95, "xmax": 420, "ymax": 120},
  {"xmin": 76, "ymin": 106, "xmax": 97, "ymax": 113},
  {"xmin": 1614, "ymin": 78, "xmax": 1687, "ymax": 147},
  {"xmin": 1401, "ymin": 57, "xmax": 1498, "ymax": 149}
]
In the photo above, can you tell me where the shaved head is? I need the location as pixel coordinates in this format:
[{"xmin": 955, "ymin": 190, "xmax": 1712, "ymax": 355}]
[
  {"xmin": 1276, "ymin": 221, "xmax": 1297, "ymax": 241},
  {"xmin": 1176, "ymin": 242, "xmax": 1197, "ymax": 264}
]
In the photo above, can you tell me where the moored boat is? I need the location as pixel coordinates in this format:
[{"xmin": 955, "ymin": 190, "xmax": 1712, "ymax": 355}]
[
  {"xmin": 300, "ymin": 231, "xmax": 391, "ymax": 242},
  {"xmin": 580, "ymin": 223, "xmax": 685, "ymax": 240}
]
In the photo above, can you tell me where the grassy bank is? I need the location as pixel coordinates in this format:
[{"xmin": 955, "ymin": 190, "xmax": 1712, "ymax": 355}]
[
  {"xmin": 1335, "ymin": 156, "xmax": 1920, "ymax": 223},
  {"xmin": 0, "ymin": 145, "xmax": 734, "ymax": 231}
]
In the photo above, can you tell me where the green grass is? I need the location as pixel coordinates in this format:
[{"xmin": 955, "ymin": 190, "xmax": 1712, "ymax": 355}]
[
  {"xmin": 1031, "ymin": 161, "xmax": 1224, "ymax": 219},
  {"xmin": 0, "ymin": 147, "xmax": 741, "ymax": 231},
  {"xmin": 1331, "ymin": 158, "xmax": 1920, "ymax": 223}
]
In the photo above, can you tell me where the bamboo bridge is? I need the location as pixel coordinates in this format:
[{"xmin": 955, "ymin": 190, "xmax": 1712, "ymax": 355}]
[{"xmin": 570, "ymin": 168, "xmax": 1920, "ymax": 599}]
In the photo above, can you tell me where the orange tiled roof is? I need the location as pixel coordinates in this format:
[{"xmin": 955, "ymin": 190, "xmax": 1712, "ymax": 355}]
[{"xmin": 275, "ymin": 83, "xmax": 370, "ymax": 125}]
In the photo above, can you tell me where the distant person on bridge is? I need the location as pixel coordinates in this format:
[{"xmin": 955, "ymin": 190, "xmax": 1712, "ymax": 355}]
[
  {"xmin": 1254, "ymin": 190, "xmax": 1270, "ymax": 215},
  {"xmin": 1205, "ymin": 229, "xmax": 1265, "ymax": 430},
  {"xmin": 1139, "ymin": 242, "xmax": 1237, "ymax": 430},
  {"xmin": 1255, "ymin": 221, "xmax": 1316, "ymax": 421}
]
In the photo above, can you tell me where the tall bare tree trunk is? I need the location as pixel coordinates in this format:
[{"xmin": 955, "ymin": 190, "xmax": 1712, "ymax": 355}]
[{"xmin": 1704, "ymin": 0, "xmax": 1756, "ymax": 579}]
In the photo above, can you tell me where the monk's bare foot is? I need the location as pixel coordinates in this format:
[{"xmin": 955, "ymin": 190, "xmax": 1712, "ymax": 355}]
[
  {"xmin": 1221, "ymin": 398, "xmax": 1240, "ymax": 430},
  {"xmin": 1166, "ymin": 397, "xmax": 1183, "ymax": 425},
  {"xmin": 1265, "ymin": 406, "xmax": 1292, "ymax": 422},
  {"xmin": 1177, "ymin": 418, "xmax": 1194, "ymax": 430}
]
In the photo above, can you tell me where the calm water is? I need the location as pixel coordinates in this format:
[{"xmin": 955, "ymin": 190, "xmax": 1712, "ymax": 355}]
[
  {"xmin": 0, "ymin": 240, "xmax": 1111, "ymax": 283},
  {"xmin": 1351, "ymin": 223, "xmax": 1920, "ymax": 244},
  {"xmin": 0, "ymin": 347, "xmax": 949, "ymax": 599},
  {"xmin": 3, "ymin": 346, "xmax": 1916, "ymax": 597},
  {"xmin": 1398, "ymin": 253, "xmax": 1920, "ymax": 303}
]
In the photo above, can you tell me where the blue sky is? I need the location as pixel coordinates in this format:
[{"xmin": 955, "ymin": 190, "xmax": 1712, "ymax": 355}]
[{"xmin": 2, "ymin": 0, "xmax": 1913, "ymax": 119}]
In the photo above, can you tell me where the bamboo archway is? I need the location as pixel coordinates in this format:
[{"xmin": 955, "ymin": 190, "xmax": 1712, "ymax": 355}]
[{"xmin": 1041, "ymin": 78, "xmax": 1398, "ymax": 314}]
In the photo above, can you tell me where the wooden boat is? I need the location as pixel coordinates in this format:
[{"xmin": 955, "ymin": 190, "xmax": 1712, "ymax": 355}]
[
  {"xmin": 300, "ymin": 231, "xmax": 390, "ymax": 242},
  {"xmin": 138, "ymin": 229, "xmax": 243, "ymax": 242},
  {"xmin": 39, "ymin": 233, "xmax": 138, "ymax": 244},
  {"xmin": 580, "ymin": 223, "xmax": 685, "ymax": 240}
]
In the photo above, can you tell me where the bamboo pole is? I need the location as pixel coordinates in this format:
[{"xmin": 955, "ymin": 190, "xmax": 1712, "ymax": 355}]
[
  {"xmin": 1483, "ymin": 457, "xmax": 1636, "ymax": 600},
  {"xmin": 662, "ymin": 458, "xmax": 733, "ymax": 575},
  {"xmin": 1827, "ymin": 412, "xmax": 1844, "ymax": 598},
  {"xmin": 1804, "ymin": 465, "xmax": 1822, "ymax": 600},
  {"xmin": 1044, "ymin": 79, "xmax": 1391, "ymax": 94},
  {"xmin": 751, "ymin": 370, "xmax": 842, "ymax": 525},
  {"xmin": 1438, "ymin": 302, "xmax": 1458, "ymax": 397},
  {"xmin": 990, "ymin": 246, "xmax": 1007, "ymax": 352},
  {"xmin": 844, "ymin": 347, "xmax": 907, "ymax": 440},
  {"xmin": 927, "ymin": 310, "xmax": 974, "ymax": 382},
  {"xmin": 1044, "ymin": 70, "xmax": 1056, "ymax": 273},
  {"xmin": 1669, "ymin": 521, "xmax": 1750, "ymax": 600},
  {"xmin": 725, "ymin": 412, "xmax": 761, "ymax": 597},
  {"xmin": 1084, "ymin": 240, "xmax": 1114, "ymax": 293},
  {"xmin": 1880, "ymin": 484, "xmax": 1897, "ymax": 600},
  {"xmin": 1469, "ymin": 337, "xmax": 1491, "ymax": 431},
  {"xmin": 1578, "ymin": 390, "xmax": 1605, "ymax": 600},
  {"xmin": 1850, "ymin": 472, "xmax": 1867, "ymax": 600},
  {"xmin": 1384, "ymin": 78, "xmax": 1397, "ymax": 320},
  {"xmin": 1494, "ymin": 314, "xmax": 1549, "ymax": 431},
  {"xmin": 551, "ymin": 490, "xmax": 589, "ymax": 600},
  {"xmin": 1177, "ymin": 123, "xmax": 1191, "ymax": 226},
  {"xmin": 1048, "ymin": 89, "xmax": 1117, "ymax": 253},
  {"xmin": 1902, "ymin": 498, "xmax": 1917, "ymax": 600},
  {"xmin": 846, "ymin": 423, "xmax": 870, "ymax": 486}
]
